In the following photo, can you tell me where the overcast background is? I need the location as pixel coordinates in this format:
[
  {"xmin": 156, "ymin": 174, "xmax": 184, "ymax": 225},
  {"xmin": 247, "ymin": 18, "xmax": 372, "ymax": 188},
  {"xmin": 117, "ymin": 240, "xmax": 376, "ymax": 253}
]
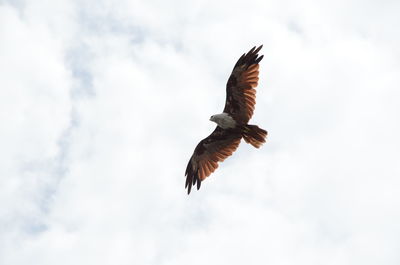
[{"xmin": 1, "ymin": 0, "xmax": 400, "ymax": 264}]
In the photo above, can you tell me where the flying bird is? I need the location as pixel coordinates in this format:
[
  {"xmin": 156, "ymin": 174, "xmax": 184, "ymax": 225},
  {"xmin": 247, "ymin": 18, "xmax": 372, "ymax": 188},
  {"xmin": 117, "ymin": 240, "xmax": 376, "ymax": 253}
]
[{"xmin": 185, "ymin": 45, "xmax": 267, "ymax": 194}]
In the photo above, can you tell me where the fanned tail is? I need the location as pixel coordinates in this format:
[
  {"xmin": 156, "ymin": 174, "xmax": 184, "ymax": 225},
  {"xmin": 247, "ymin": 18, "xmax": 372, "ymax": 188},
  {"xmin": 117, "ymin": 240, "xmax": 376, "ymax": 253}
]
[{"xmin": 242, "ymin": 125, "xmax": 267, "ymax": 148}]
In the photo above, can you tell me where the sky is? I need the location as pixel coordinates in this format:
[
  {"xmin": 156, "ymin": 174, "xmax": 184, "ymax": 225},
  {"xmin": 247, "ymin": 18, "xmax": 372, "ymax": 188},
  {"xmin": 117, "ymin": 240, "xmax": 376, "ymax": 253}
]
[{"xmin": 1, "ymin": 0, "xmax": 400, "ymax": 264}]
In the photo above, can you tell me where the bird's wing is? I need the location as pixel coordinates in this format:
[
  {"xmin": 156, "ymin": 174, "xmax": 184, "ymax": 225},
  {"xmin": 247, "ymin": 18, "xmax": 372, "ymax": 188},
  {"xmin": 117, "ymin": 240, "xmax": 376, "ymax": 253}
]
[
  {"xmin": 185, "ymin": 126, "xmax": 242, "ymax": 194},
  {"xmin": 223, "ymin": 45, "xmax": 263, "ymax": 124}
]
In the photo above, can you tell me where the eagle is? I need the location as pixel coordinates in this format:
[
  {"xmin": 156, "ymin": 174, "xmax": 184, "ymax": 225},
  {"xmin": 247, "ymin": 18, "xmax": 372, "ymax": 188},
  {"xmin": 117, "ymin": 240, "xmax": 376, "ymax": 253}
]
[{"xmin": 185, "ymin": 45, "xmax": 267, "ymax": 194}]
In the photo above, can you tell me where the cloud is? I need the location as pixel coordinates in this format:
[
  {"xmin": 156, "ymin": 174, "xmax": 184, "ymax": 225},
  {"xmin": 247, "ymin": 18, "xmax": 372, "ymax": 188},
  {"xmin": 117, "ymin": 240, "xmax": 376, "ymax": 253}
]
[
  {"xmin": 1, "ymin": 0, "xmax": 400, "ymax": 264},
  {"xmin": 0, "ymin": 2, "xmax": 73, "ymax": 259}
]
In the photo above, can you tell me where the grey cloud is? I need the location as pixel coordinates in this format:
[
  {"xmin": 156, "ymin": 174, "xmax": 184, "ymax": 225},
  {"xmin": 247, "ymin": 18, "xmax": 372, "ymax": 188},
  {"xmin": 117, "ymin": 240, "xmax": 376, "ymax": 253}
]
[{"xmin": 1, "ymin": 0, "xmax": 400, "ymax": 264}]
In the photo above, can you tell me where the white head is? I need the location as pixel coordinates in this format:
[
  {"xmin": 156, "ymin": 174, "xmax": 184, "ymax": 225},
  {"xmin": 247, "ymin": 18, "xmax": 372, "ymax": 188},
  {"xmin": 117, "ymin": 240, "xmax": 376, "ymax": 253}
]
[
  {"xmin": 209, "ymin": 115, "xmax": 216, "ymax": 122},
  {"xmin": 208, "ymin": 113, "xmax": 236, "ymax": 129}
]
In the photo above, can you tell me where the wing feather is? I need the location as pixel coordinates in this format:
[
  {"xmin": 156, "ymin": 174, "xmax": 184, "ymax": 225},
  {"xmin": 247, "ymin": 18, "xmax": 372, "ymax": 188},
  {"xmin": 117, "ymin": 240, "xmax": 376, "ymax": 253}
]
[
  {"xmin": 223, "ymin": 45, "xmax": 263, "ymax": 124},
  {"xmin": 185, "ymin": 127, "xmax": 242, "ymax": 194}
]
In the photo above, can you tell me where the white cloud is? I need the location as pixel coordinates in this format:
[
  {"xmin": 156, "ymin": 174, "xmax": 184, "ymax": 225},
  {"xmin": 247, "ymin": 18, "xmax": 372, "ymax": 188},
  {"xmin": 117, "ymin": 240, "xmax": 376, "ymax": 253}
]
[{"xmin": 1, "ymin": 0, "xmax": 400, "ymax": 264}]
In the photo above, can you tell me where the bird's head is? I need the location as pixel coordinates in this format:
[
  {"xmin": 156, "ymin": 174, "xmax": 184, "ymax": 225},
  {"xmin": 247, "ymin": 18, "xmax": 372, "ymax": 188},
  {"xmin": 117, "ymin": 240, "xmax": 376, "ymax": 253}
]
[{"xmin": 209, "ymin": 115, "xmax": 215, "ymax": 122}]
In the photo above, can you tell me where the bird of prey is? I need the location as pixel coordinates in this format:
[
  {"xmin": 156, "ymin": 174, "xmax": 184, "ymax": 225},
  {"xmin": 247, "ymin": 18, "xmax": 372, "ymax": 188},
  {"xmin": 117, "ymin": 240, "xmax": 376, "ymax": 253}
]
[{"xmin": 185, "ymin": 45, "xmax": 267, "ymax": 194}]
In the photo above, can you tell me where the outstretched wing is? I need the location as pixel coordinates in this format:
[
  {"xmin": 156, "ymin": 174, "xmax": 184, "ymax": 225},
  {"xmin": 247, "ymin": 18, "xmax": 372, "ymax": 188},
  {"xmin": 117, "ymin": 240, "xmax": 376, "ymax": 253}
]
[
  {"xmin": 185, "ymin": 127, "xmax": 242, "ymax": 194},
  {"xmin": 223, "ymin": 45, "xmax": 263, "ymax": 124}
]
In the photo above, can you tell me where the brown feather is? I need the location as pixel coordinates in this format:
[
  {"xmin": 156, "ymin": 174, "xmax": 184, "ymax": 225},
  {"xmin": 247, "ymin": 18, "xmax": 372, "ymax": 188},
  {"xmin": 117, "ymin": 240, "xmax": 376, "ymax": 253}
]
[
  {"xmin": 247, "ymin": 64, "xmax": 259, "ymax": 72},
  {"xmin": 224, "ymin": 46, "xmax": 262, "ymax": 124},
  {"xmin": 203, "ymin": 164, "xmax": 210, "ymax": 177},
  {"xmin": 205, "ymin": 161, "xmax": 214, "ymax": 173},
  {"xmin": 223, "ymin": 45, "xmax": 263, "ymax": 124}
]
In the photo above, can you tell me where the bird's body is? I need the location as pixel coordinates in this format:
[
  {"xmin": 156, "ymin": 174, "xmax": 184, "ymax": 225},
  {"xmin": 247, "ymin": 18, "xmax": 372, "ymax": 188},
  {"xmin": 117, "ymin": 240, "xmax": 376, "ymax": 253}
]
[{"xmin": 185, "ymin": 45, "xmax": 267, "ymax": 194}]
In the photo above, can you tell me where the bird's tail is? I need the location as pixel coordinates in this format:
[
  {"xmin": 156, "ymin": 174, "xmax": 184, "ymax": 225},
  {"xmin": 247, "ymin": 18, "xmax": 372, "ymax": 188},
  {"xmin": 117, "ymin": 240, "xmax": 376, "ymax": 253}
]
[{"xmin": 242, "ymin": 125, "xmax": 267, "ymax": 148}]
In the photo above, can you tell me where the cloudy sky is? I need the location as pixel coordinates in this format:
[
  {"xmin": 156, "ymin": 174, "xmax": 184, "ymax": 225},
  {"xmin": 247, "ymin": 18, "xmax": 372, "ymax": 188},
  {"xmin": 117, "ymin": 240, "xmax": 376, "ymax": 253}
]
[{"xmin": 1, "ymin": 0, "xmax": 400, "ymax": 264}]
